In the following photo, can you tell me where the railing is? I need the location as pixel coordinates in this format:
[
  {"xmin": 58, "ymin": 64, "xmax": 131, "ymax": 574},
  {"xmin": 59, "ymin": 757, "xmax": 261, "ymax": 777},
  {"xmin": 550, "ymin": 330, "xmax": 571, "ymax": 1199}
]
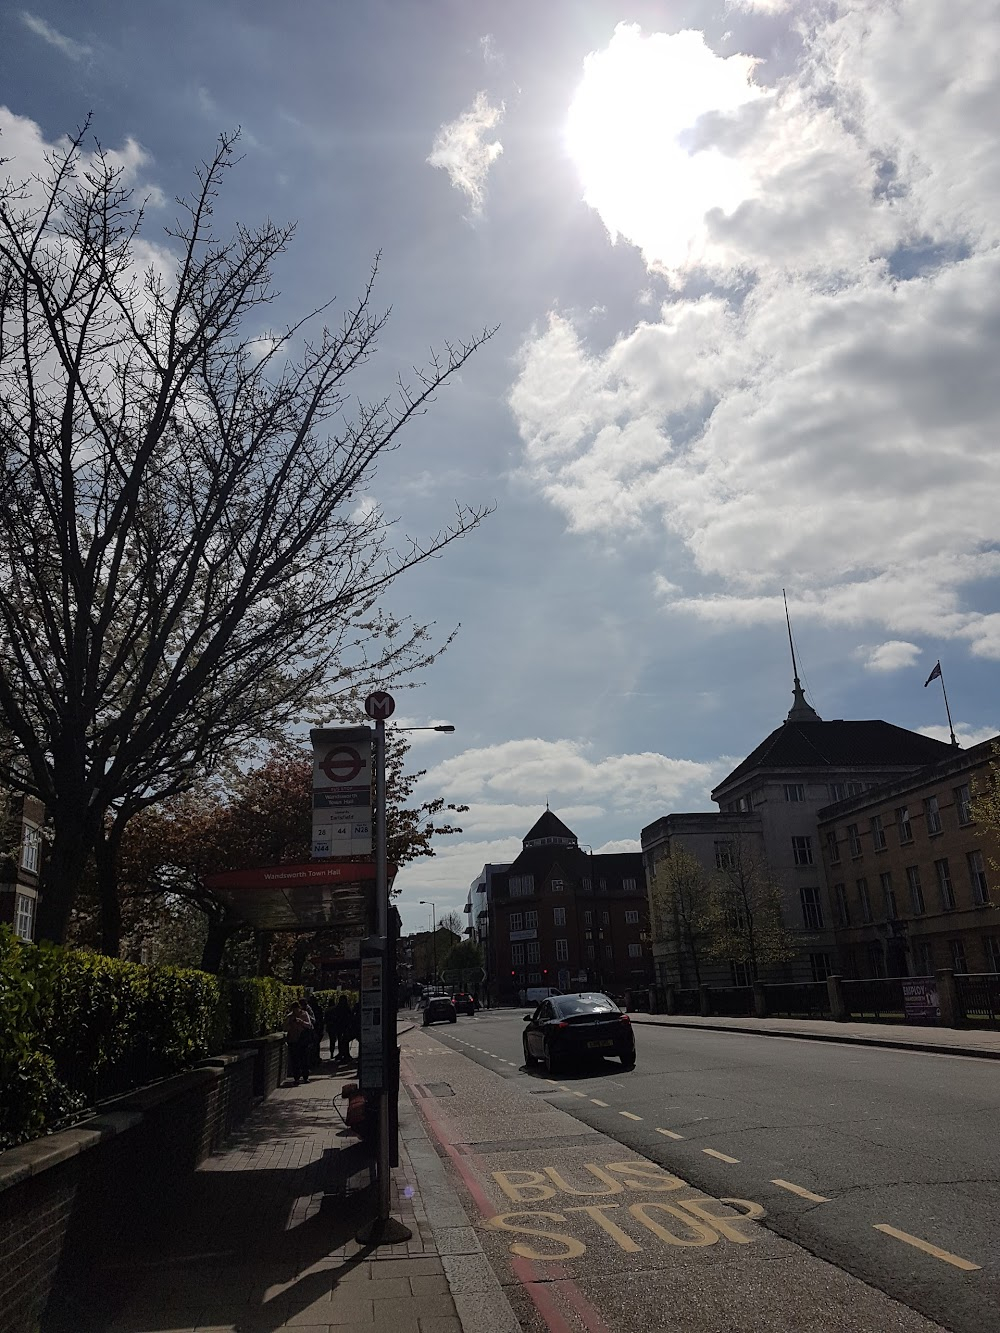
[
  {"xmin": 841, "ymin": 976, "xmax": 907, "ymax": 1022},
  {"xmin": 672, "ymin": 987, "xmax": 701, "ymax": 1015},
  {"xmin": 957, "ymin": 973, "xmax": 1000, "ymax": 1029},
  {"xmin": 763, "ymin": 981, "xmax": 831, "ymax": 1019},
  {"xmin": 707, "ymin": 985, "xmax": 755, "ymax": 1017}
]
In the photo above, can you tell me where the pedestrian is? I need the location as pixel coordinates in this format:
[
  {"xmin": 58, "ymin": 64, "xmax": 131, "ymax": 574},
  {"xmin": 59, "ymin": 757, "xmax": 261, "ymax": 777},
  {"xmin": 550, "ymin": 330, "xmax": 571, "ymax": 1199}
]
[
  {"xmin": 324, "ymin": 996, "xmax": 340, "ymax": 1061},
  {"xmin": 333, "ymin": 993, "xmax": 353, "ymax": 1065},
  {"xmin": 304, "ymin": 990, "xmax": 323, "ymax": 1068},
  {"xmin": 284, "ymin": 999, "xmax": 314, "ymax": 1086}
]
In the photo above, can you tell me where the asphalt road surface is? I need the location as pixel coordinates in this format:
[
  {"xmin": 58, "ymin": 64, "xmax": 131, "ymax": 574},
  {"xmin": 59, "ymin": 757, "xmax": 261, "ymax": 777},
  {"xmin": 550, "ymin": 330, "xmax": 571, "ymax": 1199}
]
[{"xmin": 405, "ymin": 1007, "xmax": 1000, "ymax": 1333}]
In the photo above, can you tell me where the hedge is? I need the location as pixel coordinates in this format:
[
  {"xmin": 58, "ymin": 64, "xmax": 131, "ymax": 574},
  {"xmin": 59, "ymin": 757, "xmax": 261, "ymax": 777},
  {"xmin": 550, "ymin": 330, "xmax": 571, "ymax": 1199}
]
[{"xmin": 0, "ymin": 927, "xmax": 312, "ymax": 1151}]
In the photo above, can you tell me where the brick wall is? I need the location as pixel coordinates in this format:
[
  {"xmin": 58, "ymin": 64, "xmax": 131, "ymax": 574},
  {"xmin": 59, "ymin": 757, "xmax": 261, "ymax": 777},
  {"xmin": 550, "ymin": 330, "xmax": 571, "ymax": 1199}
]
[{"xmin": 0, "ymin": 1049, "xmax": 258, "ymax": 1333}]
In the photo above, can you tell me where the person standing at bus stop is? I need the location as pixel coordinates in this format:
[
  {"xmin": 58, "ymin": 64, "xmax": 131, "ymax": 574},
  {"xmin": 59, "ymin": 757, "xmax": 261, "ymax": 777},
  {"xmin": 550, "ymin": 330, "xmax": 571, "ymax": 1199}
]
[{"xmin": 284, "ymin": 999, "xmax": 314, "ymax": 1085}]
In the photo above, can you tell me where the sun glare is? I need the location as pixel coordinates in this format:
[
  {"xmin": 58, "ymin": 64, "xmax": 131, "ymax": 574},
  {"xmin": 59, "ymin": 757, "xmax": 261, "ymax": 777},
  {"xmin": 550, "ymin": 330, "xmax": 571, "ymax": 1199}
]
[{"xmin": 566, "ymin": 24, "xmax": 762, "ymax": 273}]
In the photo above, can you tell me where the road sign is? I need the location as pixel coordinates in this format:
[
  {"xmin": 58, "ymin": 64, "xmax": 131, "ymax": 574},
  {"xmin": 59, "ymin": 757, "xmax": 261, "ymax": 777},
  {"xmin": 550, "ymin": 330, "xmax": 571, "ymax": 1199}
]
[
  {"xmin": 365, "ymin": 691, "xmax": 395, "ymax": 719},
  {"xmin": 310, "ymin": 725, "xmax": 373, "ymax": 857},
  {"xmin": 320, "ymin": 744, "xmax": 365, "ymax": 783}
]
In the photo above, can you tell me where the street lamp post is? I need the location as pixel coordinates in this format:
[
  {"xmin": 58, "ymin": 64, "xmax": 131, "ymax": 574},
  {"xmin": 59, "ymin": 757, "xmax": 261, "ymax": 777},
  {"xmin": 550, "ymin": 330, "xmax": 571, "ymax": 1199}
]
[{"xmin": 420, "ymin": 900, "xmax": 437, "ymax": 984}]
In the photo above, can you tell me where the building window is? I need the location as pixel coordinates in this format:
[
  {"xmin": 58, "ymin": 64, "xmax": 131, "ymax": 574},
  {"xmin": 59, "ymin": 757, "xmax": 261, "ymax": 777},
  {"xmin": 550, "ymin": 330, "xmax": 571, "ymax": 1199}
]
[
  {"xmin": 625, "ymin": 910, "xmax": 639, "ymax": 924},
  {"xmin": 731, "ymin": 960, "xmax": 751, "ymax": 986},
  {"xmin": 935, "ymin": 858, "xmax": 955, "ymax": 910},
  {"xmin": 847, "ymin": 824, "xmax": 862, "ymax": 857},
  {"xmin": 950, "ymin": 939, "xmax": 968, "ymax": 973},
  {"xmin": 622, "ymin": 877, "xmax": 637, "ymax": 892},
  {"xmin": 628, "ymin": 943, "xmax": 642, "ymax": 958},
  {"xmin": 906, "ymin": 866, "xmax": 925, "ymax": 915},
  {"xmin": 14, "ymin": 892, "xmax": 35, "ymax": 941},
  {"xmin": 986, "ymin": 937, "xmax": 1000, "ymax": 974},
  {"xmin": 20, "ymin": 826, "xmax": 41, "ymax": 875},
  {"xmin": 896, "ymin": 806, "xmax": 913, "ymax": 844},
  {"xmin": 526, "ymin": 941, "xmax": 540, "ymax": 964},
  {"xmin": 551, "ymin": 878, "xmax": 565, "ymax": 893},
  {"xmin": 586, "ymin": 943, "xmax": 596, "ymax": 960},
  {"xmin": 602, "ymin": 911, "xmax": 610, "ymax": 925},
  {"xmin": 555, "ymin": 938, "xmax": 569, "ymax": 962},
  {"xmin": 968, "ymin": 850, "xmax": 990, "ymax": 905},
  {"xmin": 509, "ymin": 874, "xmax": 535, "ymax": 896},
  {"xmin": 528, "ymin": 972, "xmax": 542, "ymax": 984},
  {"xmin": 834, "ymin": 883, "xmax": 849, "ymax": 927},
  {"xmin": 913, "ymin": 940, "xmax": 934, "ymax": 976},
  {"xmin": 810, "ymin": 952, "xmax": 831, "ymax": 982},
  {"xmin": 584, "ymin": 910, "xmax": 592, "ymax": 926},
  {"xmin": 524, "ymin": 910, "xmax": 538, "ymax": 929},
  {"xmin": 553, "ymin": 907, "xmax": 566, "ymax": 926},
  {"xmin": 582, "ymin": 877, "xmax": 592, "ymax": 891},
  {"xmin": 880, "ymin": 871, "xmax": 897, "ymax": 920},
  {"xmin": 800, "ymin": 886, "xmax": 823, "ymax": 930},
  {"xmin": 868, "ymin": 941, "xmax": 885, "ymax": 978},
  {"xmin": 953, "ymin": 784, "xmax": 972, "ymax": 826},
  {"xmin": 827, "ymin": 830, "xmax": 840, "ymax": 864},
  {"xmin": 831, "ymin": 781, "xmax": 870, "ymax": 801},
  {"xmin": 858, "ymin": 878, "xmax": 872, "ymax": 923},
  {"xmin": 511, "ymin": 943, "xmax": 525, "ymax": 965},
  {"xmin": 870, "ymin": 815, "xmax": 886, "ymax": 851},
  {"xmin": 925, "ymin": 796, "xmax": 942, "ymax": 836},
  {"xmin": 792, "ymin": 836, "xmax": 814, "ymax": 867},
  {"xmin": 714, "ymin": 840, "xmax": 735, "ymax": 869},
  {"xmin": 509, "ymin": 913, "xmax": 523, "ymax": 933},
  {"xmin": 785, "ymin": 783, "xmax": 804, "ymax": 802},
  {"xmin": 605, "ymin": 943, "xmax": 613, "ymax": 958},
  {"xmin": 599, "ymin": 878, "xmax": 607, "ymax": 891}
]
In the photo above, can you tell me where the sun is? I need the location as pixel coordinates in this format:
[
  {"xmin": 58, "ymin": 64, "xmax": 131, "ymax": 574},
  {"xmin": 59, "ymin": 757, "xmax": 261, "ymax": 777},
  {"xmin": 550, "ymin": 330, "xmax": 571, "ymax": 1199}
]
[{"xmin": 565, "ymin": 24, "xmax": 763, "ymax": 274}]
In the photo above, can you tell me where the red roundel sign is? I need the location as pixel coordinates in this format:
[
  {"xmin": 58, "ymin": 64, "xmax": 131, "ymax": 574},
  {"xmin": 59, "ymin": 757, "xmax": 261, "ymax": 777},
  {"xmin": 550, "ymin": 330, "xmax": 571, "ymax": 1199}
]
[
  {"xmin": 320, "ymin": 745, "xmax": 365, "ymax": 783},
  {"xmin": 364, "ymin": 691, "xmax": 395, "ymax": 720}
]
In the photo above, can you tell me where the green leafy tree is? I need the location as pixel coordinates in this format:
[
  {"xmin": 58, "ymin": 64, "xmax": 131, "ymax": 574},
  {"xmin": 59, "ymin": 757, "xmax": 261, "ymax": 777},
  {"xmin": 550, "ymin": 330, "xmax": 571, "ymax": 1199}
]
[
  {"xmin": 440, "ymin": 938, "xmax": 483, "ymax": 982},
  {"xmin": 0, "ymin": 124, "xmax": 493, "ymax": 945}
]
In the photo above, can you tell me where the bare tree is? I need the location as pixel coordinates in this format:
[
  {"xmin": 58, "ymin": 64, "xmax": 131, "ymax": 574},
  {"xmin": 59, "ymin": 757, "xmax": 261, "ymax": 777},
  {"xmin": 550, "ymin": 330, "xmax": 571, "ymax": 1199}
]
[
  {"xmin": 706, "ymin": 831, "xmax": 793, "ymax": 980},
  {"xmin": 648, "ymin": 845, "xmax": 715, "ymax": 988},
  {"xmin": 0, "ymin": 125, "xmax": 494, "ymax": 943}
]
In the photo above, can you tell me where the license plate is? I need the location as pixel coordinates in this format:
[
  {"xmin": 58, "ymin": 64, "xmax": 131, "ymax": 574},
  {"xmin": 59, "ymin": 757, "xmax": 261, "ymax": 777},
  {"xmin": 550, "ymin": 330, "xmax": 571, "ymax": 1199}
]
[{"xmin": 587, "ymin": 1039, "xmax": 614, "ymax": 1048}]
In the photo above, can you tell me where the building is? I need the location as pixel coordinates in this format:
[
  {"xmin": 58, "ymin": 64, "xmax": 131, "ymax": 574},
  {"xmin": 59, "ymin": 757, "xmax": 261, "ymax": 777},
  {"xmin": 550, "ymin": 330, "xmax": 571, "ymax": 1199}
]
[
  {"xmin": 818, "ymin": 736, "xmax": 1000, "ymax": 978},
  {"xmin": 0, "ymin": 793, "xmax": 44, "ymax": 942},
  {"xmin": 466, "ymin": 861, "xmax": 510, "ymax": 1000},
  {"xmin": 488, "ymin": 810, "xmax": 653, "ymax": 1003},
  {"xmin": 642, "ymin": 672, "xmax": 954, "ymax": 985}
]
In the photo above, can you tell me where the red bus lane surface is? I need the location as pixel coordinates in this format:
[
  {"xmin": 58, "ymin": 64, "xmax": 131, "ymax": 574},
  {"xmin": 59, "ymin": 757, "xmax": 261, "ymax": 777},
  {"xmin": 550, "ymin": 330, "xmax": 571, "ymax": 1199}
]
[{"xmin": 400, "ymin": 1027, "xmax": 947, "ymax": 1333}]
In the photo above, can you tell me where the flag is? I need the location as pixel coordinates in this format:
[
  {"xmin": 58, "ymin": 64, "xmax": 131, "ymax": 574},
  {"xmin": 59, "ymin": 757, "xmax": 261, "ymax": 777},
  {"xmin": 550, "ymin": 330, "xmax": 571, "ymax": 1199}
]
[{"xmin": 924, "ymin": 661, "xmax": 942, "ymax": 688}]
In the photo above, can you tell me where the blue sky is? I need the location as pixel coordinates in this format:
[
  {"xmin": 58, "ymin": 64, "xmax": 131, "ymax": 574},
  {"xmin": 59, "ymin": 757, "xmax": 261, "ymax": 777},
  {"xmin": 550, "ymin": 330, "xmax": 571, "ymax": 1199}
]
[{"xmin": 4, "ymin": 0, "xmax": 999, "ymax": 937}]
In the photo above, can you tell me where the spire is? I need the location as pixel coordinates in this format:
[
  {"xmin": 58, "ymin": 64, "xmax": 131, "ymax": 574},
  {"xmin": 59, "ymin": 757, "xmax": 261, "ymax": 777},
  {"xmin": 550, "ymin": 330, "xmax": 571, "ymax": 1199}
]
[{"xmin": 783, "ymin": 589, "xmax": 821, "ymax": 723}]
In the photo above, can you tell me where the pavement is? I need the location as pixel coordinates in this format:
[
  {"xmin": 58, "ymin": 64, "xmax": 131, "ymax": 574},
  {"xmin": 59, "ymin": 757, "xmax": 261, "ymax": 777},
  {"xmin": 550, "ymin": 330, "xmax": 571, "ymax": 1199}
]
[
  {"xmin": 47, "ymin": 1022, "xmax": 518, "ymax": 1333},
  {"xmin": 627, "ymin": 1011, "xmax": 1000, "ymax": 1059}
]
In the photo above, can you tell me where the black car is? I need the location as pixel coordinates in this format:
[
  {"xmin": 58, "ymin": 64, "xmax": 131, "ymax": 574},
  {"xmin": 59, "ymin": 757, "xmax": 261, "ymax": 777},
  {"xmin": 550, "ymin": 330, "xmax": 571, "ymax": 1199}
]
[
  {"xmin": 422, "ymin": 994, "xmax": 457, "ymax": 1026},
  {"xmin": 452, "ymin": 992, "xmax": 477, "ymax": 1015},
  {"xmin": 522, "ymin": 992, "xmax": 635, "ymax": 1074}
]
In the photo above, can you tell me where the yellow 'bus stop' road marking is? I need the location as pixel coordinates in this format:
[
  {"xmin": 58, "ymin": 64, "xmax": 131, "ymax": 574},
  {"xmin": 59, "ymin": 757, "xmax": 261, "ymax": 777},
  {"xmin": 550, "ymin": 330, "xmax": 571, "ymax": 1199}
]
[
  {"xmin": 703, "ymin": 1149, "xmax": 740, "ymax": 1164},
  {"xmin": 874, "ymin": 1225, "xmax": 980, "ymax": 1271},
  {"xmin": 772, "ymin": 1179, "xmax": 829, "ymax": 1203}
]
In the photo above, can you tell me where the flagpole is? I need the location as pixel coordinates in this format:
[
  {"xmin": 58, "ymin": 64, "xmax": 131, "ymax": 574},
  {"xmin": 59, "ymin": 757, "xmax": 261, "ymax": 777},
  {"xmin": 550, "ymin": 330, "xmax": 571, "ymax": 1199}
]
[{"xmin": 939, "ymin": 670, "xmax": 959, "ymax": 748}]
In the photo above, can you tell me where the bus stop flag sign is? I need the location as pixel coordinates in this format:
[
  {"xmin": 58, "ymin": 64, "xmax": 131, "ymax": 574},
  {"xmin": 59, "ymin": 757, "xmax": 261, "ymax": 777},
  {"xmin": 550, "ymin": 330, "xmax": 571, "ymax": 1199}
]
[{"xmin": 310, "ymin": 725, "xmax": 373, "ymax": 858}]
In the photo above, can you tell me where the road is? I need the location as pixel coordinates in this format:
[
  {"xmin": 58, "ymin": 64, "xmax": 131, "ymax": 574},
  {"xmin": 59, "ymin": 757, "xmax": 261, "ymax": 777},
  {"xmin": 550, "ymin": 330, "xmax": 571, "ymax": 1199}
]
[{"xmin": 401, "ymin": 1008, "xmax": 1000, "ymax": 1333}]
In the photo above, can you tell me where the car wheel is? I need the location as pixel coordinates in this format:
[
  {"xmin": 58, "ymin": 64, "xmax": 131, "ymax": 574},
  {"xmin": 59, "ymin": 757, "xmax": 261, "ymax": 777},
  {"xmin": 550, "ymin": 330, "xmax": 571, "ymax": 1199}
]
[
  {"xmin": 523, "ymin": 1037, "xmax": 538, "ymax": 1066},
  {"xmin": 450, "ymin": 1014, "xmax": 457, "ymax": 1023},
  {"xmin": 621, "ymin": 1053, "xmax": 636, "ymax": 1070},
  {"xmin": 544, "ymin": 1040, "xmax": 560, "ymax": 1076},
  {"xmin": 422, "ymin": 1016, "xmax": 429, "ymax": 1026}
]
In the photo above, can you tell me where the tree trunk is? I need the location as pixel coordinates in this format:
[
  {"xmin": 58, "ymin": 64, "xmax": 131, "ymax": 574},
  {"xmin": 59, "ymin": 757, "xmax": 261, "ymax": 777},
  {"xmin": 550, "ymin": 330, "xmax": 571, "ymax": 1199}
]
[
  {"xmin": 95, "ymin": 821, "xmax": 124, "ymax": 958},
  {"xmin": 201, "ymin": 912, "xmax": 238, "ymax": 973},
  {"xmin": 37, "ymin": 800, "xmax": 96, "ymax": 944}
]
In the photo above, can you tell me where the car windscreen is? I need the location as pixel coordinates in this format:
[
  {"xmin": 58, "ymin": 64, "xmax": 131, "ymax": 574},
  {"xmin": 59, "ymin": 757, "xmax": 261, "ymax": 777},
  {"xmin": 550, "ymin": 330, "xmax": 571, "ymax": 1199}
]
[{"xmin": 551, "ymin": 994, "xmax": 618, "ymax": 1017}]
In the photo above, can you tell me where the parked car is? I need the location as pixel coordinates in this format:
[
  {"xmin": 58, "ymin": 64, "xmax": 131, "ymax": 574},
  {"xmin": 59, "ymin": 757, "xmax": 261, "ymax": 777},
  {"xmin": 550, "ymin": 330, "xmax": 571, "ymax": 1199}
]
[
  {"xmin": 423, "ymin": 994, "xmax": 457, "ymax": 1026},
  {"xmin": 452, "ymin": 992, "xmax": 477, "ymax": 1015},
  {"xmin": 522, "ymin": 992, "xmax": 635, "ymax": 1074}
]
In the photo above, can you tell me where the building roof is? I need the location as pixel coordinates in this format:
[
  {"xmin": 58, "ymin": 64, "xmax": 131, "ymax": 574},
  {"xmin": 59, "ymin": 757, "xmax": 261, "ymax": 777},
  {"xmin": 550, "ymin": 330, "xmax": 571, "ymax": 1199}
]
[
  {"xmin": 713, "ymin": 720, "xmax": 954, "ymax": 796},
  {"xmin": 522, "ymin": 809, "xmax": 578, "ymax": 846}
]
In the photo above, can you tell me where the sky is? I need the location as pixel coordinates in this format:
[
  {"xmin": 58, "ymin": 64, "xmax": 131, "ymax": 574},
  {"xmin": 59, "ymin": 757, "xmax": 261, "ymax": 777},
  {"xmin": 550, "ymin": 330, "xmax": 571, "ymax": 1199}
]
[{"xmin": 3, "ymin": 0, "xmax": 999, "ymax": 938}]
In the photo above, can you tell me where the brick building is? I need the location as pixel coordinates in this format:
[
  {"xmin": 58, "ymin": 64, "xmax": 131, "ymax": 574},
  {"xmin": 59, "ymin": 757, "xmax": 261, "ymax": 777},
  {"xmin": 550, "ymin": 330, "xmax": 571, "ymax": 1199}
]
[
  {"xmin": 0, "ymin": 793, "xmax": 44, "ymax": 941},
  {"xmin": 818, "ymin": 736, "xmax": 1000, "ymax": 978},
  {"xmin": 488, "ymin": 810, "xmax": 653, "ymax": 1004}
]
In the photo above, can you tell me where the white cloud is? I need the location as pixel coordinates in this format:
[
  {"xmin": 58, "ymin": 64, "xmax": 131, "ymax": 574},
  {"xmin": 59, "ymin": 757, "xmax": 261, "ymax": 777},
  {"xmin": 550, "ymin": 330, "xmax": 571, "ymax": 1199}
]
[
  {"xmin": 424, "ymin": 737, "xmax": 719, "ymax": 813},
  {"xmin": 594, "ymin": 838, "xmax": 641, "ymax": 854},
  {"xmin": 917, "ymin": 724, "xmax": 999, "ymax": 749},
  {"xmin": 427, "ymin": 91, "xmax": 504, "ymax": 215},
  {"xmin": 510, "ymin": 4, "xmax": 1000, "ymax": 657},
  {"xmin": 21, "ymin": 11, "xmax": 91, "ymax": 61},
  {"xmin": 860, "ymin": 641, "xmax": 921, "ymax": 673}
]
